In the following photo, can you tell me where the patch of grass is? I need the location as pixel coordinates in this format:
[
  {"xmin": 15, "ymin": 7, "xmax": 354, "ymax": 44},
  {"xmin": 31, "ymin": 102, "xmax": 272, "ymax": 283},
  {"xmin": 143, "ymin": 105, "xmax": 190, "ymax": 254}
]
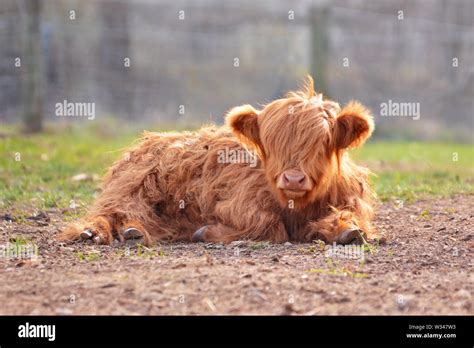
[
  {"xmin": 0, "ymin": 123, "xmax": 137, "ymax": 211},
  {"xmin": 362, "ymin": 243, "xmax": 379, "ymax": 256},
  {"xmin": 443, "ymin": 207, "xmax": 457, "ymax": 214},
  {"xmin": 352, "ymin": 141, "xmax": 474, "ymax": 202},
  {"xmin": 307, "ymin": 268, "xmax": 368, "ymax": 278},
  {"xmin": 9, "ymin": 234, "xmax": 30, "ymax": 246},
  {"xmin": 1, "ymin": 125, "xmax": 472, "ymax": 212},
  {"xmin": 131, "ymin": 243, "xmax": 172, "ymax": 258},
  {"xmin": 136, "ymin": 244, "xmax": 160, "ymax": 258},
  {"xmin": 307, "ymin": 259, "xmax": 368, "ymax": 278},
  {"xmin": 75, "ymin": 251, "xmax": 101, "ymax": 262},
  {"xmin": 298, "ymin": 240, "xmax": 326, "ymax": 254},
  {"xmin": 250, "ymin": 241, "xmax": 270, "ymax": 250},
  {"xmin": 6, "ymin": 235, "xmax": 39, "ymax": 258},
  {"xmin": 417, "ymin": 209, "xmax": 431, "ymax": 220},
  {"xmin": 298, "ymin": 246, "xmax": 317, "ymax": 254}
]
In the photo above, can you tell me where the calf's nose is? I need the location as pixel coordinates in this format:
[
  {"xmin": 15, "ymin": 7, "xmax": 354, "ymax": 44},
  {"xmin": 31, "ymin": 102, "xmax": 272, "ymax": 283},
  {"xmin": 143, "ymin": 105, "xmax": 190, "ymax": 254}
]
[{"xmin": 282, "ymin": 170, "xmax": 307, "ymax": 190}]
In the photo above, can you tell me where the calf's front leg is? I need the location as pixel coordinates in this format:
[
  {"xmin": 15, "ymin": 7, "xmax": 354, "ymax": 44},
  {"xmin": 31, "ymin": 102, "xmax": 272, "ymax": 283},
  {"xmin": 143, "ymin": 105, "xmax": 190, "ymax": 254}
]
[
  {"xmin": 192, "ymin": 223, "xmax": 289, "ymax": 243},
  {"xmin": 304, "ymin": 208, "xmax": 375, "ymax": 245}
]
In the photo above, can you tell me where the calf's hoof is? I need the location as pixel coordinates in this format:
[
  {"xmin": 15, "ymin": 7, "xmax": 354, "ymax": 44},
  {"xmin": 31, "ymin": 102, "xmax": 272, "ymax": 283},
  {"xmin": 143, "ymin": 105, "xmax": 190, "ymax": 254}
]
[
  {"xmin": 80, "ymin": 229, "xmax": 104, "ymax": 244},
  {"xmin": 192, "ymin": 226, "xmax": 208, "ymax": 242},
  {"xmin": 80, "ymin": 229, "xmax": 93, "ymax": 240},
  {"xmin": 337, "ymin": 228, "xmax": 364, "ymax": 245},
  {"xmin": 123, "ymin": 228, "xmax": 143, "ymax": 240}
]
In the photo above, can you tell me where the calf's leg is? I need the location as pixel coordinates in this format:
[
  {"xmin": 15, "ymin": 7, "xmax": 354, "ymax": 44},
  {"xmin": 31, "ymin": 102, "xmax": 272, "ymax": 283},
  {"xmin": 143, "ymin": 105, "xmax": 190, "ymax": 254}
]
[
  {"xmin": 57, "ymin": 215, "xmax": 115, "ymax": 245},
  {"xmin": 192, "ymin": 220, "xmax": 288, "ymax": 244},
  {"xmin": 305, "ymin": 207, "xmax": 375, "ymax": 245}
]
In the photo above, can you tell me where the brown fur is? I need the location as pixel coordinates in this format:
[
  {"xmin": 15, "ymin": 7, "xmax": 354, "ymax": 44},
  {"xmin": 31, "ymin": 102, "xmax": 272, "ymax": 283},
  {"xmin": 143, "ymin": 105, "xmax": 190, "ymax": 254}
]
[{"xmin": 58, "ymin": 76, "xmax": 376, "ymax": 245}]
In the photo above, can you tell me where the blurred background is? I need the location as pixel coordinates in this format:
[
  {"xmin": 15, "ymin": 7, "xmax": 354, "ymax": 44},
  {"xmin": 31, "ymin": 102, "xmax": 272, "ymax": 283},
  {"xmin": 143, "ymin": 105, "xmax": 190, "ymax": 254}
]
[
  {"xmin": 0, "ymin": 2, "xmax": 472, "ymax": 313},
  {"xmin": 0, "ymin": 0, "xmax": 473, "ymax": 140}
]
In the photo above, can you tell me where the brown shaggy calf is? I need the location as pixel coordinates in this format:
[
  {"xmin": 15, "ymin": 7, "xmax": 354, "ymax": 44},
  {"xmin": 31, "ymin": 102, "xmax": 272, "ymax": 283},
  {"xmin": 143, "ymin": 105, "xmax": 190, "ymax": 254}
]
[{"xmin": 58, "ymin": 77, "xmax": 376, "ymax": 246}]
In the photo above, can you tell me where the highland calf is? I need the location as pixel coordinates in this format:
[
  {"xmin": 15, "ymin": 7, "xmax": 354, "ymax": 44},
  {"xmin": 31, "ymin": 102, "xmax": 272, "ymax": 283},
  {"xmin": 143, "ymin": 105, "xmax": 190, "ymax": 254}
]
[{"xmin": 58, "ymin": 77, "xmax": 376, "ymax": 246}]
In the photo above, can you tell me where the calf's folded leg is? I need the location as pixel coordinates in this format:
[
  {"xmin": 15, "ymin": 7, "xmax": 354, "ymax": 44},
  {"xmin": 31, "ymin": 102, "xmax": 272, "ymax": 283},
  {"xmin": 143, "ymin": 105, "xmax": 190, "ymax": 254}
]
[
  {"xmin": 192, "ymin": 217, "xmax": 289, "ymax": 244},
  {"xmin": 304, "ymin": 201, "xmax": 375, "ymax": 245},
  {"xmin": 57, "ymin": 215, "xmax": 114, "ymax": 245}
]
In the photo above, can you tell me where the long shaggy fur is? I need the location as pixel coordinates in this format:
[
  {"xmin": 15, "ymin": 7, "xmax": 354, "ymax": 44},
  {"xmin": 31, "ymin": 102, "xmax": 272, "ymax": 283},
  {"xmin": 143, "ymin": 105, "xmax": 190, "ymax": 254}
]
[{"xmin": 58, "ymin": 76, "xmax": 376, "ymax": 245}]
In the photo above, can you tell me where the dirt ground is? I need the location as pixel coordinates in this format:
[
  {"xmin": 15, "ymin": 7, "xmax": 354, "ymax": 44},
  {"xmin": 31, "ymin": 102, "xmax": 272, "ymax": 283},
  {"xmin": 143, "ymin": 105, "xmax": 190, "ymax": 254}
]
[{"xmin": 0, "ymin": 195, "xmax": 472, "ymax": 315}]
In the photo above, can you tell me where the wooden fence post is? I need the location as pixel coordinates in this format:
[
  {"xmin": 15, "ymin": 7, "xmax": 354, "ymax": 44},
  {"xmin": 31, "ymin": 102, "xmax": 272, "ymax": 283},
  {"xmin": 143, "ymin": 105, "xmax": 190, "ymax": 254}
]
[
  {"xmin": 310, "ymin": 4, "xmax": 330, "ymax": 95},
  {"xmin": 21, "ymin": 0, "xmax": 43, "ymax": 133}
]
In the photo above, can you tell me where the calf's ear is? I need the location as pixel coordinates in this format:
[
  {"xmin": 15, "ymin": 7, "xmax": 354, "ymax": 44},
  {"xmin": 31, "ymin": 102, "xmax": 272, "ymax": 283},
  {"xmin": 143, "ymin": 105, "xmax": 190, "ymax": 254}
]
[
  {"xmin": 226, "ymin": 104, "xmax": 265, "ymax": 156},
  {"xmin": 334, "ymin": 101, "xmax": 374, "ymax": 149}
]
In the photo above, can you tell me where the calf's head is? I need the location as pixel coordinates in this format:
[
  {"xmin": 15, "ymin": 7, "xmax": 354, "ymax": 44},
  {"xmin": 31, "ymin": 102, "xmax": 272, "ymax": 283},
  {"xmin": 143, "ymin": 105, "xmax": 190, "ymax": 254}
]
[{"xmin": 226, "ymin": 76, "xmax": 374, "ymax": 210}]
